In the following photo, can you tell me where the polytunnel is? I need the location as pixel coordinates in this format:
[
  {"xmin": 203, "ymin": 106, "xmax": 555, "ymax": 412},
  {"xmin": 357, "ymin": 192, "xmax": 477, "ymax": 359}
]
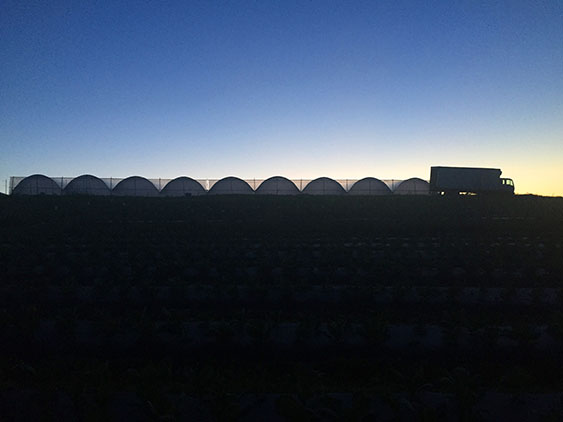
[
  {"xmin": 12, "ymin": 175, "xmax": 61, "ymax": 195},
  {"xmin": 112, "ymin": 176, "xmax": 159, "ymax": 197},
  {"xmin": 348, "ymin": 177, "xmax": 392, "ymax": 195},
  {"xmin": 64, "ymin": 175, "xmax": 110, "ymax": 196},
  {"xmin": 302, "ymin": 177, "xmax": 345, "ymax": 195},
  {"xmin": 160, "ymin": 177, "xmax": 206, "ymax": 196},
  {"xmin": 208, "ymin": 177, "xmax": 254, "ymax": 195},
  {"xmin": 394, "ymin": 178, "xmax": 430, "ymax": 195},
  {"xmin": 256, "ymin": 176, "xmax": 300, "ymax": 195}
]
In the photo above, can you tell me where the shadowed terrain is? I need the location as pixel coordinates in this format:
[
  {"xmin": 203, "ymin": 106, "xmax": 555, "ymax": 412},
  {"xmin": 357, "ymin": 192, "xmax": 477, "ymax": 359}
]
[{"xmin": 1, "ymin": 194, "xmax": 562, "ymax": 420}]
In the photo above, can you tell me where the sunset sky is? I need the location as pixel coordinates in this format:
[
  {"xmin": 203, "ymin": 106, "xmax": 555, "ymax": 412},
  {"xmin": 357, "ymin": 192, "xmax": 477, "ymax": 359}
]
[{"xmin": 2, "ymin": 0, "xmax": 562, "ymax": 195}]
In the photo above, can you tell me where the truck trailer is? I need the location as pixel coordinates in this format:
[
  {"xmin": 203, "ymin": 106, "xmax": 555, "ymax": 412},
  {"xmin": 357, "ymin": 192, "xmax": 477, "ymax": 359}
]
[{"xmin": 430, "ymin": 166, "xmax": 514, "ymax": 195}]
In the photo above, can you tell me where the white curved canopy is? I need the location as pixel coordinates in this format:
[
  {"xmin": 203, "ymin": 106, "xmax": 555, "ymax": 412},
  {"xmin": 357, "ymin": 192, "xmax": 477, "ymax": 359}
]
[
  {"xmin": 349, "ymin": 177, "xmax": 392, "ymax": 195},
  {"xmin": 394, "ymin": 178, "xmax": 430, "ymax": 195},
  {"xmin": 113, "ymin": 176, "xmax": 159, "ymax": 197},
  {"xmin": 12, "ymin": 175, "xmax": 61, "ymax": 195},
  {"xmin": 302, "ymin": 177, "xmax": 345, "ymax": 195},
  {"xmin": 161, "ymin": 177, "xmax": 206, "ymax": 196},
  {"xmin": 64, "ymin": 174, "xmax": 110, "ymax": 196},
  {"xmin": 208, "ymin": 177, "xmax": 254, "ymax": 195},
  {"xmin": 256, "ymin": 176, "xmax": 299, "ymax": 195}
]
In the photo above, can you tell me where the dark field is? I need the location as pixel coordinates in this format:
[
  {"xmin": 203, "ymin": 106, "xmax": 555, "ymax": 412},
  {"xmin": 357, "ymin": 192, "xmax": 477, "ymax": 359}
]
[{"xmin": 1, "ymin": 194, "xmax": 563, "ymax": 420}]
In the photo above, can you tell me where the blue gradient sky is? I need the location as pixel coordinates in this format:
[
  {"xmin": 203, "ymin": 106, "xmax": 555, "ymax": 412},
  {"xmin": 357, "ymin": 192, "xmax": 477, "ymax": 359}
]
[{"xmin": 2, "ymin": 0, "xmax": 562, "ymax": 195}]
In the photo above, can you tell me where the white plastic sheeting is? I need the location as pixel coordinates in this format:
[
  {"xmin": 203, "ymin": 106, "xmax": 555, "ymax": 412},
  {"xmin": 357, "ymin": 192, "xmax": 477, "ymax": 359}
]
[
  {"xmin": 208, "ymin": 177, "xmax": 254, "ymax": 195},
  {"xmin": 161, "ymin": 177, "xmax": 206, "ymax": 197},
  {"xmin": 9, "ymin": 175, "xmax": 431, "ymax": 196},
  {"xmin": 64, "ymin": 175, "xmax": 110, "ymax": 196},
  {"xmin": 348, "ymin": 177, "xmax": 392, "ymax": 195},
  {"xmin": 256, "ymin": 176, "xmax": 300, "ymax": 195},
  {"xmin": 12, "ymin": 174, "xmax": 61, "ymax": 195},
  {"xmin": 113, "ymin": 176, "xmax": 159, "ymax": 197},
  {"xmin": 302, "ymin": 177, "xmax": 346, "ymax": 195},
  {"xmin": 394, "ymin": 178, "xmax": 430, "ymax": 195}
]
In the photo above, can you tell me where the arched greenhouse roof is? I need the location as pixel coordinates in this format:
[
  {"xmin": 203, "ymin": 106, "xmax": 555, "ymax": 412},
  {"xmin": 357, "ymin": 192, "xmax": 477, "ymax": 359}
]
[
  {"xmin": 12, "ymin": 174, "xmax": 61, "ymax": 195},
  {"xmin": 302, "ymin": 177, "xmax": 345, "ymax": 195},
  {"xmin": 112, "ymin": 176, "xmax": 159, "ymax": 197},
  {"xmin": 394, "ymin": 177, "xmax": 430, "ymax": 195},
  {"xmin": 256, "ymin": 176, "xmax": 300, "ymax": 195},
  {"xmin": 208, "ymin": 177, "xmax": 253, "ymax": 195},
  {"xmin": 349, "ymin": 177, "xmax": 392, "ymax": 195},
  {"xmin": 161, "ymin": 177, "xmax": 206, "ymax": 196},
  {"xmin": 64, "ymin": 175, "xmax": 110, "ymax": 196}
]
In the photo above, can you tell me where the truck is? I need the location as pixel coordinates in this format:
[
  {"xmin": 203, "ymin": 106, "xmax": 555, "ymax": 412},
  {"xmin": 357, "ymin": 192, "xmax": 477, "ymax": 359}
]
[{"xmin": 429, "ymin": 166, "xmax": 514, "ymax": 195}]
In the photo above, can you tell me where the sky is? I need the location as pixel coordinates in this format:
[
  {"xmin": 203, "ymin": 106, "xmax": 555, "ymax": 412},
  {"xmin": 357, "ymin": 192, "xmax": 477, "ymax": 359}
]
[{"xmin": 1, "ymin": 0, "xmax": 562, "ymax": 195}]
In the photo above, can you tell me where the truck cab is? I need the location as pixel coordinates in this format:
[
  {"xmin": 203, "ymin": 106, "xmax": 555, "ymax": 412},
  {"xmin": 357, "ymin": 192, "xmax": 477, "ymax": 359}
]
[{"xmin": 501, "ymin": 178, "xmax": 515, "ymax": 194}]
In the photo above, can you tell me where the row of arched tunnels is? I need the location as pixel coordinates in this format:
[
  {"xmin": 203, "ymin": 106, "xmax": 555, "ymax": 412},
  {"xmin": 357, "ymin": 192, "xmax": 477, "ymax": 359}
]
[{"xmin": 10, "ymin": 174, "xmax": 430, "ymax": 196}]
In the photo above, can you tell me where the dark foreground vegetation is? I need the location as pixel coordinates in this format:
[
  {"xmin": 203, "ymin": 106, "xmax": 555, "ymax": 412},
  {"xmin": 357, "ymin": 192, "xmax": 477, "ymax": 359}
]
[{"xmin": 1, "ymin": 194, "xmax": 563, "ymax": 420}]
